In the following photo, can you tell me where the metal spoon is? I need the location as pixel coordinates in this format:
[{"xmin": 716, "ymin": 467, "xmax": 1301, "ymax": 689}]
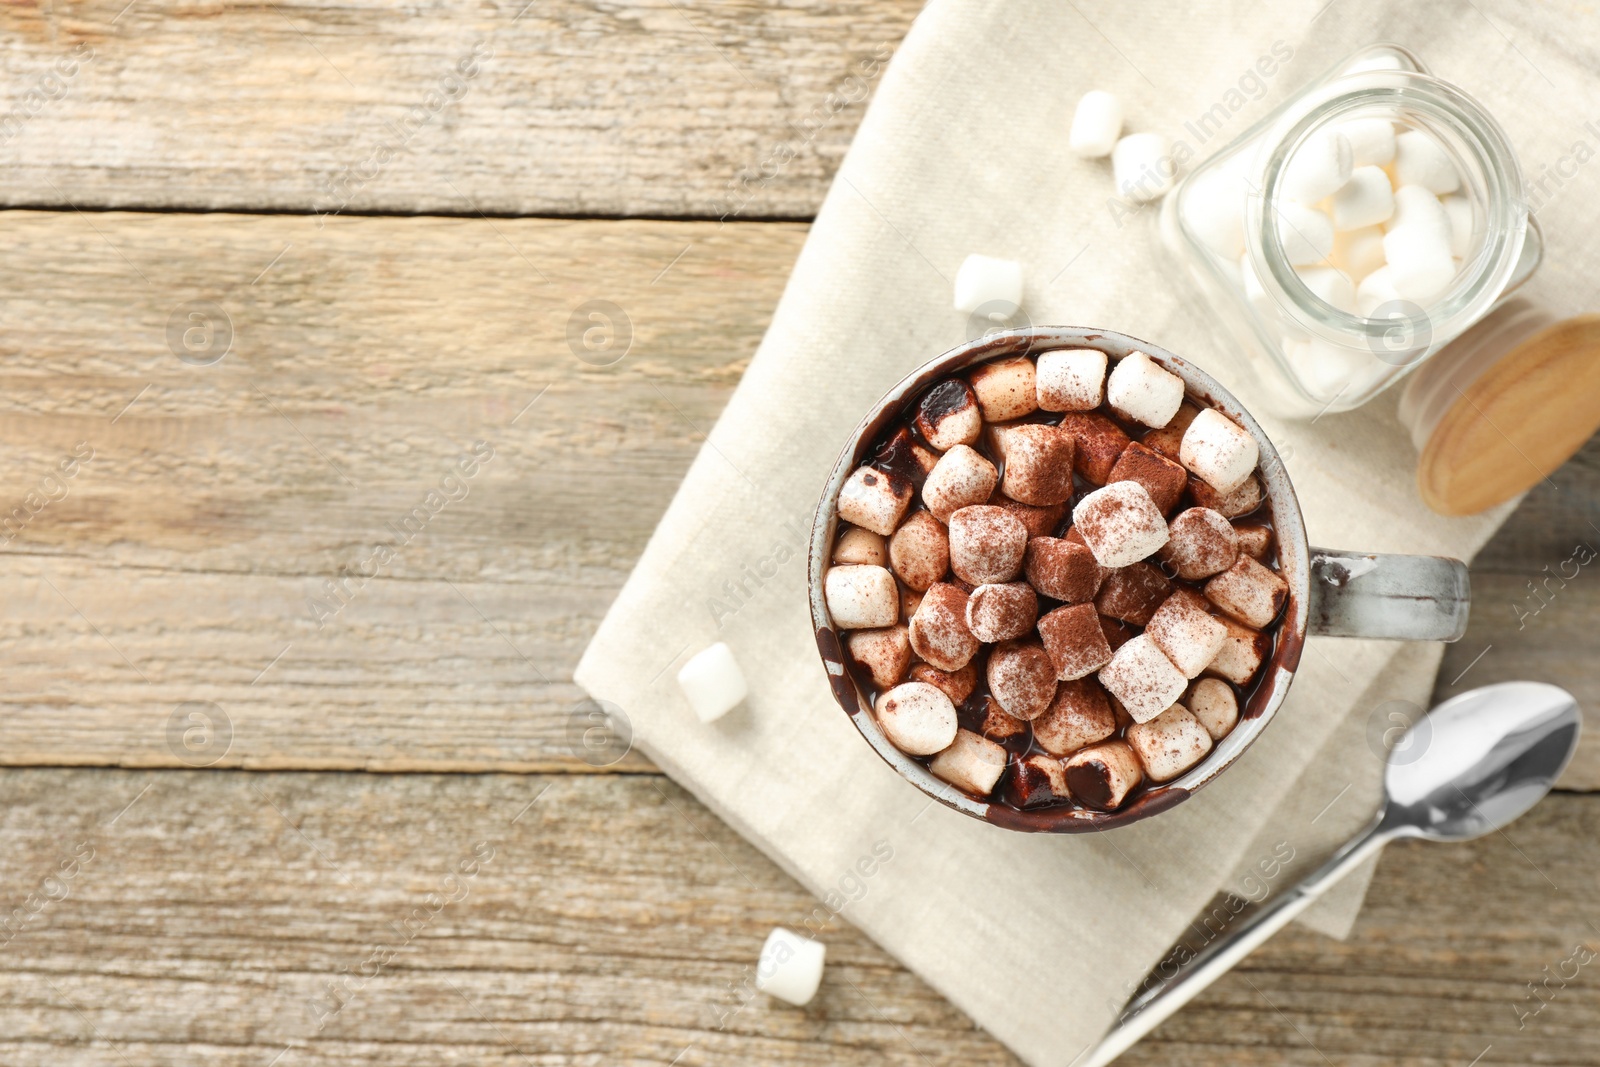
[{"xmin": 1087, "ymin": 681, "xmax": 1582, "ymax": 1067}]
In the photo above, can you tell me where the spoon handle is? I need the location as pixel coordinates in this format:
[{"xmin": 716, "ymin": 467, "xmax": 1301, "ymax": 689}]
[{"xmin": 1083, "ymin": 817, "xmax": 1393, "ymax": 1067}]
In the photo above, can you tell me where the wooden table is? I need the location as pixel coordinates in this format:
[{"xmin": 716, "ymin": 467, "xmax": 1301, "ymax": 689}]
[{"xmin": 3, "ymin": 2, "xmax": 1599, "ymax": 1063}]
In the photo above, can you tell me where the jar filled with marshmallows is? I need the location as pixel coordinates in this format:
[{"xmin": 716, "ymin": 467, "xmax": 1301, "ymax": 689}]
[{"xmin": 1161, "ymin": 44, "xmax": 1545, "ymax": 419}]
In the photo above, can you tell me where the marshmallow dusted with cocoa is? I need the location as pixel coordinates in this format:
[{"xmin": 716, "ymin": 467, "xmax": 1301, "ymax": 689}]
[
  {"xmin": 1072, "ymin": 481, "xmax": 1170, "ymax": 568},
  {"xmin": 929, "ymin": 728, "xmax": 1009, "ymax": 795},
  {"xmin": 875, "ymin": 682, "xmax": 959, "ymax": 756},
  {"xmin": 837, "ymin": 466, "xmax": 912, "ymax": 536},
  {"xmin": 922, "ymin": 444, "xmax": 998, "ymax": 522}
]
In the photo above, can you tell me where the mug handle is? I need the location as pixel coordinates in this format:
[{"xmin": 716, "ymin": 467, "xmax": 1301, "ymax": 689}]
[{"xmin": 1307, "ymin": 547, "xmax": 1470, "ymax": 641}]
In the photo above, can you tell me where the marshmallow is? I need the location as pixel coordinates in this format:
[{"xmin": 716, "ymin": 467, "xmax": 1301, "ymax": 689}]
[
  {"xmin": 847, "ymin": 625, "xmax": 913, "ymax": 690},
  {"xmin": 888, "ymin": 510, "xmax": 950, "ymax": 591},
  {"xmin": 1032, "ymin": 677, "xmax": 1117, "ymax": 757},
  {"xmin": 967, "ymin": 356, "xmax": 1038, "ymax": 422},
  {"xmin": 837, "ymin": 465, "xmax": 912, "ymax": 537},
  {"xmin": 824, "ymin": 565, "xmax": 899, "ymax": 630},
  {"xmin": 832, "ymin": 526, "xmax": 886, "ymax": 566},
  {"xmin": 1098, "ymin": 634, "xmax": 1188, "ymax": 723},
  {"xmin": 929, "ymin": 728, "xmax": 1009, "ymax": 796},
  {"xmin": 1356, "ymin": 264, "xmax": 1403, "ymax": 317},
  {"xmin": 1336, "ymin": 117, "xmax": 1397, "ymax": 166},
  {"xmin": 1106, "ymin": 441, "xmax": 1189, "ymax": 514},
  {"xmin": 1240, "ymin": 252, "xmax": 1277, "ymax": 321},
  {"xmin": 994, "ymin": 424, "xmax": 1076, "ymax": 506},
  {"xmin": 1113, "ymin": 132, "xmax": 1175, "ymax": 202},
  {"xmin": 1187, "ymin": 677, "xmax": 1240, "ymax": 740},
  {"xmin": 677, "ymin": 642, "xmax": 748, "ymax": 723},
  {"xmin": 1179, "ymin": 408, "xmax": 1259, "ymax": 495},
  {"xmin": 1205, "ymin": 554, "xmax": 1289, "ymax": 628},
  {"xmin": 1330, "ymin": 165, "xmax": 1394, "ymax": 231},
  {"xmin": 975, "ymin": 696, "xmax": 1027, "ymax": 743},
  {"xmin": 1282, "ymin": 128, "xmax": 1353, "ymax": 203},
  {"xmin": 1187, "ymin": 472, "xmax": 1262, "ymax": 519},
  {"xmin": 1106, "ymin": 350, "xmax": 1185, "ymax": 428},
  {"xmin": 1441, "ymin": 195, "xmax": 1473, "ymax": 258},
  {"xmin": 756, "ymin": 928, "xmax": 826, "ymax": 1006},
  {"xmin": 1024, "ymin": 537, "xmax": 1103, "ymax": 603},
  {"xmin": 1126, "ymin": 704, "xmax": 1214, "ymax": 782},
  {"xmin": 948, "ymin": 505, "xmax": 1029, "ymax": 585},
  {"xmin": 1055, "ymin": 412, "xmax": 1132, "ymax": 483},
  {"xmin": 1141, "ymin": 402, "xmax": 1200, "ymax": 462},
  {"xmin": 1095, "ymin": 563, "xmax": 1168, "ymax": 627},
  {"xmin": 966, "ymin": 581, "xmax": 1039, "ymax": 642},
  {"xmin": 1036, "ymin": 348, "xmax": 1108, "ymax": 412},
  {"xmin": 922, "ymin": 444, "xmax": 999, "ymax": 523},
  {"xmin": 1285, "ymin": 337, "xmax": 1368, "ymax": 400},
  {"xmin": 1145, "ymin": 589, "xmax": 1227, "ymax": 678},
  {"xmin": 875, "ymin": 681, "xmax": 959, "ymax": 756},
  {"xmin": 914, "ymin": 379, "xmax": 984, "ymax": 451},
  {"xmin": 1206, "ymin": 616, "xmax": 1270, "ymax": 685},
  {"xmin": 953, "ymin": 254, "xmax": 1023, "ymax": 315},
  {"xmin": 1295, "ymin": 265, "xmax": 1357, "ymax": 315},
  {"xmin": 901, "ymin": 586, "xmax": 923, "ymax": 619},
  {"xmin": 1062, "ymin": 741, "xmax": 1145, "ymax": 811},
  {"xmin": 1232, "ymin": 523, "xmax": 1272, "ymax": 559},
  {"xmin": 1036, "ymin": 602, "xmax": 1114, "ymax": 682},
  {"xmin": 870, "ymin": 426, "xmax": 940, "ymax": 491},
  {"xmin": 1072, "ymin": 481, "xmax": 1170, "ymax": 568},
  {"xmin": 1160, "ymin": 507, "xmax": 1240, "ymax": 580},
  {"xmin": 1331, "ymin": 225, "xmax": 1387, "ymax": 283},
  {"xmin": 1182, "ymin": 165, "xmax": 1248, "ymax": 259},
  {"xmin": 909, "ymin": 661, "xmax": 977, "ymax": 705},
  {"xmin": 1394, "ymin": 129, "xmax": 1460, "ymax": 194},
  {"xmin": 1069, "ymin": 89, "xmax": 1123, "ymax": 158},
  {"xmin": 993, "ymin": 495, "xmax": 1066, "ymax": 540},
  {"xmin": 1387, "ymin": 184, "xmax": 1451, "ymax": 237},
  {"xmin": 1275, "ymin": 202, "xmax": 1335, "ymax": 266},
  {"xmin": 1383, "ymin": 219, "xmax": 1455, "ymax": 303},
  {"xmin": 1100, "ymin": 614, "xmax": 1135, "ymax": 652},
  {"xmin": 1012, "ymin": 752, "xmax": 1070, "ymax": 808},
  {"xmin": 908, "ymin": 583, "xmax": 981, "ymax": 672},
  {"xmin": 986, "ymin": 640, "xmax": 1058, "ymax": 720}
]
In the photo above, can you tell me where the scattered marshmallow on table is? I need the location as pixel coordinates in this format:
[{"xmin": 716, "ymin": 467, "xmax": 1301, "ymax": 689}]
[
  {"xmin": 1035, "ymin": 348, "xmax": 1107, "ymax": 411},
  {"xmin": 756, "ymin": 928, "xmax": 826, "ymax": 1007},
  {"xmin": 837, "ymin": 465, "xmax": 911, "ymax": 536},
  {"xmin": 1336, "ymin": 117, "xmax": 1396, "ymax": 166},
  {"xmin": 1282, "ymin": 128, "xmax": 1353, "ymax": 203},
  {"xmin": 875, "ymin": 681, "xmax": 959, "ymax": 756},
  {"xmin": 1098, "ymin": 633, "xmax": 1188, "ymax": 723},
  {"xmin": 1072, "ymin": 481, "xmax": 1170, "ymax": 568},
  {"xmin": 1113, "ymin": 132, "xmax": 1174, "ymax": 202},
  {"xmin": 1179, "ymin": 408, "xmax": 1259, "ymax": 495},
  {"xmin": 1106, "ymin": 350, "xmax": 1184, "ymax": 428},
  {"xmin": 1275, "ymin": 202, "xmax": 1335, "ymax": 266},
  {"xmin": 953, "ymin": 254, "xmax": 1023, "ymax": 315},
  {"xmin": 1330, "ymin": 165, "xmax": 1395, "ymax": 230},
  {"xmin": 1069, "ymin": 89, "xmax": 1123, "ymax": 158},
  {"xmin": 929, "ymin": 728, "xmax": 1009, "ymax": 795},
  {"xmin": 824, "ymin": 564, "xmax": 898, "ymax": 630},
  {"xmin": 1394, "ymin": 128, "xmax": 1461, "ymax": 194},
  {"xmin": 1126, "ymin": 704, "xmax": 1214, "ymax": 782},
  {"xmin": 677, "ymin": 642, "xmax": 748, "ymax": 723}
]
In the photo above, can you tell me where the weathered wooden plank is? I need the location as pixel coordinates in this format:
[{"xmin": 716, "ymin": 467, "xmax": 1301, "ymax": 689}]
[
  {"xmin": 0, "ymin": 0, "xmax": 914, "ymax": 219},
  {"xmin": 0, "ymin": 768, "xmax": 1594, "ymax": 1066}
]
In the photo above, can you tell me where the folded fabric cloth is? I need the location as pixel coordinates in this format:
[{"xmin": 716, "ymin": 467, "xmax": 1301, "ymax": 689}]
[{"xmin": 578, "ymin": 2, "xmax": 1598, "ymax": 1059}]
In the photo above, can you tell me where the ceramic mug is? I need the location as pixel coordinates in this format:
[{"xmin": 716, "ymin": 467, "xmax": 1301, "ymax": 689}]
[{"xmin": 808, "ymin": 326, "xmax": 1471, "ymax": 832}]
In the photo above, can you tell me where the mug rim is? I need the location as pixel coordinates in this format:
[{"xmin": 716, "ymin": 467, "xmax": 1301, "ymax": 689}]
[{"xmin": 807, "ymin": 326, "xmax": 1310, "ymax": 832}]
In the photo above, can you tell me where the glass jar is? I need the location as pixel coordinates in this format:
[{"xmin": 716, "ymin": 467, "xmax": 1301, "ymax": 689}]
[{"xmin": 1161, "ymin": 44, "xmax": 1543, "ymax": 418}]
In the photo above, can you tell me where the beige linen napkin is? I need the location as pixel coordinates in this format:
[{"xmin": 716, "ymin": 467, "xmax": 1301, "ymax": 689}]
[{"xmin": 577, "ymin": 1, "xmax": 1600, "ymax": 1060}]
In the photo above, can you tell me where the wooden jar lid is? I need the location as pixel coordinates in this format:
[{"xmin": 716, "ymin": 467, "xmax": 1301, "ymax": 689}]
[{"xmin": 1417, "ymin": 313, "xmax": 1600, "ymax": 516}]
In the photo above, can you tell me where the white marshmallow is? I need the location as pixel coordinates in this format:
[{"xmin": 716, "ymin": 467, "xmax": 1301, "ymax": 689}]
[
  {"xmin": 1356, "ymin": 265, "xmax": 1403, "ymax": 317},
  {"xmin": 1106, "ymin": 350, "xmax": 1185, "ymax": 428},
  {"xmin": 953, "ymin": 254, "xmax": 1023, "ymax": 315},
  {"xmin": 1036, "ymin": 348, "xmax": 1107, "ymax": 412},
  {"xmin": 1336, "ymin": 117, "xmax": 1397, "ymax": 166},
  {"xmin": 922, "ymin": 444, "xmax": 998, "ymax": 523},
  {"xmin": 1441, "ymin": 195, "xmax": 1474, "ymax": 258},
  {"xmin": 838, "ymin": 465, "xmax": 911, "ymax": 537},
  {"xmin": 1207, "ymin": 616, "xmax": 1268, "ymax": 685},
  {"xmin": 1383, "ymin": 224, "xmax": 1456, "ymax": 303},
  {"xmin": 824, "ymin": 565, "xmax": 898, "ymax": 630},
  {"xmin": 1179, "ymin": 408, "xmax": 1259, "ymax": 496},
  {"xmin": 1282, "ymin": 129, "xmax": 1353, "ymax": 203},
  {"xmin": 1126, "ymin": 704, "xmax": 1214, "ymax": 782},
  {"xmin": 1275, "ymin": 202, "xmax": 1335, "ymax": 266},
  {"xmin": 1069, "ymin": 89, "xmax": 1123, "ymax": 158},
  {"xmin": 1073, "ymin": 481, "xmax": 1170, "ymax": 568},
  {"xmin": 677, "ymin": 642, "xmax": 748, "ymax": 723},
  {"xmin": 756, "ymin": 928, "xmax": 825, "ymax": 1006},
  {"xmin": 1394, "ymin": 129, "xmax": 1460, "ymax": 194},
  {"xmin": 1329, "ymin": 165, "xmax": 1395, "ymax": 230},
  {"xmin": 1295, "ymin": 265, "xmax": 1356, "ymax": 315},
  {"xmin": 1239, "ymin": 253, "xmax": 1277, "ymax": 321},
  {"xmin": 1182, "ymin": 166, "xmax": 1247, "ymax": 259},
  {"xmin": 1285, "ymin": 337, "xmax": 1367, "ymax": 399},
  {"xmin": 1387, "ymin": 184, "xmax": 1452, "ymax": 238},
  {"xmin": 833, "ymin": 526, "xmax": 886, "ymax": 567},
  {"xmin": 1113, "ymin": 132, "xmax": 1174, "ymax": 203},
  {"xmin": 928, "ymin": 728, "xmax": 1008, "ymax": 795},
  {"xmin": 1145, "ymin": 593, "xmax": 1227, "ymax": 678},
  {"xmin": 1187, "ymin": 677, "xmax": 1239, "ymax": 740},
  {"xmin": 1098, "ymin": 634, "xmax": 1188, "ymax": 724},
  {"xmin": 1331, "ymin": 225, "xmax": 1386, "ymax": 283},
  {"xmin": 1205, "ymin": 555, "xmax": 1290, "ymax": 629},
  {"xmin": 876, "ymin": 681, "xmax": 959, "ymax": 756}
]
